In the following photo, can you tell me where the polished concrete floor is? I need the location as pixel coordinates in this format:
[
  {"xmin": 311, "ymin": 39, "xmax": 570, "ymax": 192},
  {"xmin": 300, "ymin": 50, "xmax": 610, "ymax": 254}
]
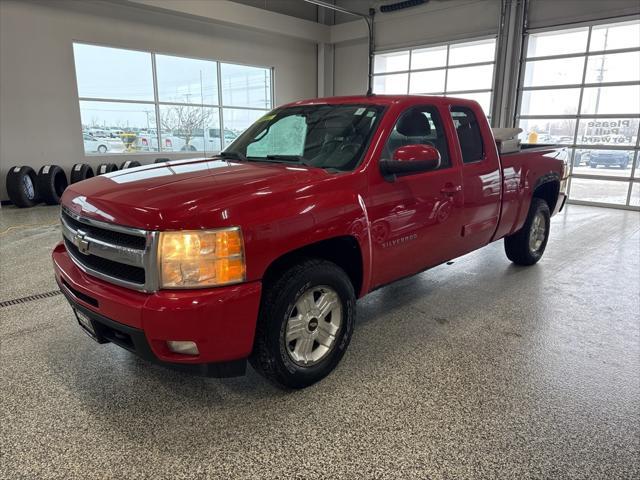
[{"xmin": 1, "ymin": 203, "xmax": 638, "ymax": 479}]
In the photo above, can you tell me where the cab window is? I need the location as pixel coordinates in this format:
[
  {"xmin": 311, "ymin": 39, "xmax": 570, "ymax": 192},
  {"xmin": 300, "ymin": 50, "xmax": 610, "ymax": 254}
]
[
  {"xmin": 451, "ymin": 106, "xmax": 484, "ymax": 164},
  {"xmin": 383, "ymin": 106, "xmax": 451, "ymax": 169}
]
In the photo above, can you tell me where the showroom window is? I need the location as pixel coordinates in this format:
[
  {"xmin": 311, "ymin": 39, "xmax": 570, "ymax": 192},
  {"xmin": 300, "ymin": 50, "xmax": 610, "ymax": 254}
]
[
  {"xmin": 372, "ymin": 38, "xmax": 497, "ymax": 116},
  {"xmin": 517, "ymin": 19, "xmax": 640, "ymax": 209},
  {"xmin": 73, "ymin": 43, "xmax": 273, "ymax": 155}
]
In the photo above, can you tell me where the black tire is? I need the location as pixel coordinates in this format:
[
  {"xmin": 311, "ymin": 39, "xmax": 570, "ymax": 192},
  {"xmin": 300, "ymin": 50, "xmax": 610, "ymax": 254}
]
[
  {"xmin": 590, "ymin": 162, "xmax": 597, "ymax": 168},
  {"xmin": 97, "ymin": 145, "xmax": 108, "ymax": 154},
  {"xmin": 250, "ymin": 259, "xmax": 356, "ymax": 389},
  {"xmin": 6, "ymin": 166, "xmax": 39, "ymax": 207},
  {"xmin": 504, "ymin": 198, "xmax": 551, "ymax": 266},
  {"xmin": 96, "ymin": 163, "xmax": 118, "ymax": 175},
  {"xmin": 70, "ymin": 163, "xmax": 94, "ymax": 184},
  {"xmin": 155, "ymin": 158, "xmax": 170, "ymax": 164},
  {"xmin": 120, "ymin": 160, "xmax": 141, "ymax": 169},
  {"xmin": 36, "ymin": 165, "xmax": 68, "ymax": 205}
]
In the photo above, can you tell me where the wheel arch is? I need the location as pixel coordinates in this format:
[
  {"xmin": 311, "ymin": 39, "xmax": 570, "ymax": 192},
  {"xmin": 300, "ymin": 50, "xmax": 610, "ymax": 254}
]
[
  {"xmin": 261, "ymin": 235, "xmax": 364, "ymax": 298},
  {"xmin": 533, "ymin": 173, "xmax": 560, "ymax": 213}
]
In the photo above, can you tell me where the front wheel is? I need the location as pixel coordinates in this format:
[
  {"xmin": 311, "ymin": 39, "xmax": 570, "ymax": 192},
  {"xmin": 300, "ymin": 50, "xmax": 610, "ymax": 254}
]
[
  {"xmin": 504, "ymin": 198, "xmax": 550, "ymax": 266},
  {"xmin": 250, "ymin": 259, "xmax": 355, "ymax": 389}
]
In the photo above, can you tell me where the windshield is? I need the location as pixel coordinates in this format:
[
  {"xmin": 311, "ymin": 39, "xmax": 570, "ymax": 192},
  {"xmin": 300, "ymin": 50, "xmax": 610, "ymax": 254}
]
[{"xmin": 223, "ymin": 104, "xmax": 384, "ymax": 171}]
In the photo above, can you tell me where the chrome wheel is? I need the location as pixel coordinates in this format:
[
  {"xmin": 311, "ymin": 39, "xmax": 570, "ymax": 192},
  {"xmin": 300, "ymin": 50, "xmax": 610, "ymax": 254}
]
[
  {"xmin": 529, "ymin": 211, "xmax": 546, "ymax": 252},
  {"xmin": 285, "ymin": 285, "xmax": 342, "ymax": 366}
]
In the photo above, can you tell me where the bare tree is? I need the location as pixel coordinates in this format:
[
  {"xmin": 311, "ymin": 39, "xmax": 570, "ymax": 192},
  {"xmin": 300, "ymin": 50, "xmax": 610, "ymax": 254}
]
[{"xmin": 161, "ymin": 106, "xmax": 213, "ymax": 146}]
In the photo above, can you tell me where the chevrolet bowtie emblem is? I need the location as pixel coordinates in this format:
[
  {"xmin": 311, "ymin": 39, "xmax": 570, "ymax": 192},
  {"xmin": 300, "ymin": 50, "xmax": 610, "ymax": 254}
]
[{"xmin": 73, "ymin": 230, "xmax": 90, "ymax": 255}]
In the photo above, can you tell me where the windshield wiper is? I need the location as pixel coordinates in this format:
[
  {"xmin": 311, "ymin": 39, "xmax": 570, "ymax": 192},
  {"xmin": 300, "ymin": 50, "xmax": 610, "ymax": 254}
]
[
  {"xmin": 219, "ymin": 150, "xmax": 248, "ymax": 161},
  {"xmin": 266, "ymin": 155, "xmax": 315, "ymax": 167}
]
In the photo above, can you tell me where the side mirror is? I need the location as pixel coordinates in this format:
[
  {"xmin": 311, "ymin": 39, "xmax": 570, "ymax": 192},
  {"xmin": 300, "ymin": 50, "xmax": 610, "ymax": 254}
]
[{"xmin": 380, "ymin": 144, "xmax": 441, "ymax": 178}]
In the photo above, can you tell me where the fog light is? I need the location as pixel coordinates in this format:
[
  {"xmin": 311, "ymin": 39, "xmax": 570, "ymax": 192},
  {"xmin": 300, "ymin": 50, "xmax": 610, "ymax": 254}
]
[{"xmin": 166, "ymin": 340, "xmax": 199, "ymax": 355}]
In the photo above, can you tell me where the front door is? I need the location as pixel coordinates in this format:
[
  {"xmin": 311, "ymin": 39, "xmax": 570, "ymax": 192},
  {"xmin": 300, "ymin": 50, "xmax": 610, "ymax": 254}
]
[{"xmin": 366, "ymin": 105, "xmax": 465, "ymax": 288}]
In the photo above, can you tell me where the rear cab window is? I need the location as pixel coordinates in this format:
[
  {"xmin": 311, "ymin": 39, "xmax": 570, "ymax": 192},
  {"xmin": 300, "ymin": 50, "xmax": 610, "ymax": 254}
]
[{"xmin": 450, "ymin": 106, "xmax": 485, "ymax": 164}]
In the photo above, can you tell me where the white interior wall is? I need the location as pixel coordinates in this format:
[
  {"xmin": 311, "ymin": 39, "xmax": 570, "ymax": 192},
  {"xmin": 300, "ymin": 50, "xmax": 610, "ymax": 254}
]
[{"xmin": 0, "ymin": 0, "xmax": 317, "ymax": 201}]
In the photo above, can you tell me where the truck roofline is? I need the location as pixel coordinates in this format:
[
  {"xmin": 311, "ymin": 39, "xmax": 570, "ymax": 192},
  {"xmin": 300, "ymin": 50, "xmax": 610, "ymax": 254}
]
[{"xmin": 280, "ymin": 94, "xmax": 482, "ymax": 110}]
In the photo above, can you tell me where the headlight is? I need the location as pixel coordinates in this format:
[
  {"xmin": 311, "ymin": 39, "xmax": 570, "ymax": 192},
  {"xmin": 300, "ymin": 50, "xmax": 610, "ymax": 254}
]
[{"xmin": 159, "ymin": 228, "xmax": 245, "ymax": 288}]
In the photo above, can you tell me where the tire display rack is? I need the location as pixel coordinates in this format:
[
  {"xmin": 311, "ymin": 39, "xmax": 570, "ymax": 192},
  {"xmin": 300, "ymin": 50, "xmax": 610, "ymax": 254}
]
[{"xmin": 4, "ymin": 158, "xmax": 161, "ymax": 208}]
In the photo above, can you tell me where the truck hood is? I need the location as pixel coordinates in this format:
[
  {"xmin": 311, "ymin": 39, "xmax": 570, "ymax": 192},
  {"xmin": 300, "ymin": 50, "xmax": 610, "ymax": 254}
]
[{"xmin": 62, "ymin": 157, "xmax": 329, "ymax": 230}]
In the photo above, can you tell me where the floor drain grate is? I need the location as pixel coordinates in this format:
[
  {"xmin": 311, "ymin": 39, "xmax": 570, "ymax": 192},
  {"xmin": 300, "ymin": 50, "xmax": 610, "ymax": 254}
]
[{"xmin": 0, "ymin": 290, "xmax": 62, "ymax": 308}]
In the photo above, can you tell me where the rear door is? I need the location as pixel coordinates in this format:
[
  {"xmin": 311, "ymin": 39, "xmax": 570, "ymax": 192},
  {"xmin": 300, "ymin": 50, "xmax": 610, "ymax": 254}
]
[
  {"xmin": 367, "ymin": 104, "xmax": 465, "ymax": 288},
  {"xmin": 449, "ymin": 105, "xmax": 502, "ymax": 252}
]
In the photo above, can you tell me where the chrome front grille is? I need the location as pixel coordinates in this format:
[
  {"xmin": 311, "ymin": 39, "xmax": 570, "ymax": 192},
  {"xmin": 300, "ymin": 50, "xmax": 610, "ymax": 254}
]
[{"xmin": 60, "ymin": 207, "xmax": 159, "ymax": 292}]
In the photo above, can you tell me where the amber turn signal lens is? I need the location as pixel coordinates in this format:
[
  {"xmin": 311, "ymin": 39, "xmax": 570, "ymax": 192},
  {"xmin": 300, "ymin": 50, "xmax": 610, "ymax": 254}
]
[{"xmin": 159, "ymin": 228, "xmax": 245, "ymax": 288}]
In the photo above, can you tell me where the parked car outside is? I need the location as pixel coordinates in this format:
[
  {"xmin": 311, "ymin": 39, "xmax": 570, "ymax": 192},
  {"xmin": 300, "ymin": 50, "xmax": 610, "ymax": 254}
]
[
  {"xmin": 587, "ymin": 149, "xmax": 631, "ymax": 169},
  {"xmin": 178, "ymin": 128, "xmax": 239, "ymax": 153},
  {"xmin": 83, "ymin": 134, "xmax": 126, "ymax": 154}
]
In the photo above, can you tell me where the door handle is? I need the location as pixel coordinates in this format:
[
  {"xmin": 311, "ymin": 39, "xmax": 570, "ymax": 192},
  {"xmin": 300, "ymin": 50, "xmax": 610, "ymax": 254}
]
[{"xmin": 441, "ymin": 184, "xmax": 462, "ymax": 196}]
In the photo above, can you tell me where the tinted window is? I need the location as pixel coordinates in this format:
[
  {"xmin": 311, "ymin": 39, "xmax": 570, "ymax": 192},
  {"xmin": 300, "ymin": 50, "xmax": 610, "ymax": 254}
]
[
  {"xmin": 383, "ymin": 106, "xmax": 451, "ymax": 169},
  {"xmin": 451, "ymin": 106, "xmax": 484, "ymax": 163},
  {"xmin": 229, "ymin": 104, "xmax": 383, "ymax": 171}
]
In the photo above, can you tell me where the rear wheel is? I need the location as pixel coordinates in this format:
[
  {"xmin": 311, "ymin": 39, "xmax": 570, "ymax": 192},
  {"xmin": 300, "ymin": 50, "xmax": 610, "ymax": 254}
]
[
  {"xmin": 504, "ymin": 198, "xmax": 550, "ymax": 266},
  {"xmin": 250, "ymin": 259, "xmax": 355, "ymax": 389}
]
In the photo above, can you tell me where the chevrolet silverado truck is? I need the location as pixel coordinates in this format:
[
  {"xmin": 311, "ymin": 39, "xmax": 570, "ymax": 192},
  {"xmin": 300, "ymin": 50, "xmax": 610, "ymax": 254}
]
[{"xmin": 53, "ymin": 95, "xmax": 568, "ymax": 389}]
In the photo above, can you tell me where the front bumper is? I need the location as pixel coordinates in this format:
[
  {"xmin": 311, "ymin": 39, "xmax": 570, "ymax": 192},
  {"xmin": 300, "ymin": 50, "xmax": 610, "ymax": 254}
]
[{"xmin": 52, "ymin": 242, "xmax": 262, "ymax": 377}]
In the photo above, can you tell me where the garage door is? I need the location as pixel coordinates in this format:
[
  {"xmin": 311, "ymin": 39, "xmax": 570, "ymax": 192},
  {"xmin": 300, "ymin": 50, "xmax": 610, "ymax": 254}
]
[{"xmin": 516, "ymin": 19, "xmax": 640, "ymax": 209}]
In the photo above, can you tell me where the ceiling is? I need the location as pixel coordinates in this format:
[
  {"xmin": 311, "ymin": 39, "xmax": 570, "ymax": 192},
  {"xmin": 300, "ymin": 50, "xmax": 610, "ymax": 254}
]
[{"xmin": 230, "ymin": 0, "xmax": 378, "ymax": 25}]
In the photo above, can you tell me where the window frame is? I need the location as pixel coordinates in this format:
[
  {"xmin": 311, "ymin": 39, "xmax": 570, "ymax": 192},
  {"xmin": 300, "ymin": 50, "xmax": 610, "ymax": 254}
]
[
  {"xmin": 72, "ymin": 41, "xmax": 275, "ymax": 157},
  {"xmin": 230, "ymin": 104, "xmax": 387, "ymax": 172},
  {"xmin": 372, "ymin": 36, "xmax": 498, "ymax": 118},
  {"xmin": 381, "ymin": 104, "xmax": 454, "ymax": 172},
  {"xmin": 450, "ymin": 106, "xmax": 486, "ymax": 165},
  {"xmin": 514, "ymin": 18, "xmax": 640, "ymax": 210}
]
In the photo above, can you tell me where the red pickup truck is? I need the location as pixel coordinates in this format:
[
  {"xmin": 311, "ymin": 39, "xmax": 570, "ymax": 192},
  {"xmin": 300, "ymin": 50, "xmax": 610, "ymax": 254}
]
[{"xmin": 53, "ymin": 95, "xmax": 568, "ymax": 388}]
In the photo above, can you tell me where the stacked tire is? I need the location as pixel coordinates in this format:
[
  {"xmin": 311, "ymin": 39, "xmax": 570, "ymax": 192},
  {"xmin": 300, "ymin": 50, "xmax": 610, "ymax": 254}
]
[
  {"xmin": 120, "ymin": 160, "xmax": 141, "ymax": 169},
  {"xmin": 6, "ymin": 166, "xmax": 39, "ymax": 208},
  {"xmin": 36, "ymin": 165, "xmax": 68, "ymax": 205},
  {"xmin": 70, "ymin": 163, "xmax": 94, "ymax": 184},
  {"xmin": 96, "ymin": 163, "xmax": 118, "ymax": 175},
  {"xmin": 5, "ymin": 160, "xmax": 145, "ymax": 207}
]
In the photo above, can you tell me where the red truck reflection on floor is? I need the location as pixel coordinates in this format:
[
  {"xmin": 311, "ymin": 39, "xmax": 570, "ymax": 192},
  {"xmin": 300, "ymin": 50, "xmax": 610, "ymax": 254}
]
[{"xmin": 52, "ymin": 95, "xmax": 568, "ymax": 389}]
